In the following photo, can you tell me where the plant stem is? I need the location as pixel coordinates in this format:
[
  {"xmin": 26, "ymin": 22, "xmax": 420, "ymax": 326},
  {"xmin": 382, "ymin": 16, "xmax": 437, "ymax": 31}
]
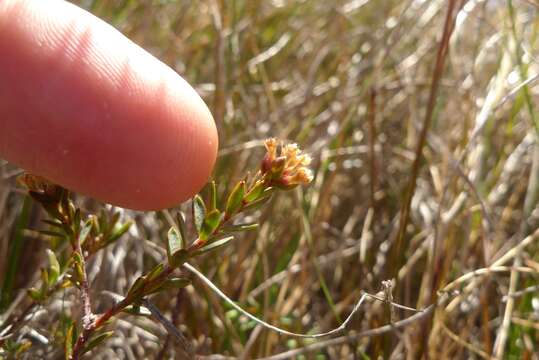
[
  {"xmin": 70, "ymin": 176, "xmax": 269, "ymax": 357},
  {"xmin": 70, "ymin": 230, "xmax": 94, "ymax": 360},
  {"xmin": 70, "ymin": 264, "xmax": 176, "ymax": 358}
]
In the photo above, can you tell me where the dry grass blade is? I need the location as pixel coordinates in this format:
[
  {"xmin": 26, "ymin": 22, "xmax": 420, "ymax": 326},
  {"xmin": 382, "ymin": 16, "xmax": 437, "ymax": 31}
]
[{"xmin": 2, "ymin": 0, "xmax": 539, "ymax": 358}]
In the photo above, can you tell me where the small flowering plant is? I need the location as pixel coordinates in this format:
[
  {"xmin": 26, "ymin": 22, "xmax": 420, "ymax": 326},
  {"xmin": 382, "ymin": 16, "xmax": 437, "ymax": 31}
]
[{"xmin": 2, "ymin": 139, "xmax": 313, "ymax": 359}]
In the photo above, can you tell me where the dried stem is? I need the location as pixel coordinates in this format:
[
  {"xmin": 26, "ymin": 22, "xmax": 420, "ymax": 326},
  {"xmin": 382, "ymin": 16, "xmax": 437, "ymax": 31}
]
[{"xmin": 390, "ymin": 0, "xmax": 460, "ymax": 282}]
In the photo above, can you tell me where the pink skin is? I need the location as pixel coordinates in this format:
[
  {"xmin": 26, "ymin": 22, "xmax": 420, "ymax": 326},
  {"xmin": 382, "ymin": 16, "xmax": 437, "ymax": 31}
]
[{"xmin": 0, "ymin": 0, "xmax": 218, "ymax": 210}]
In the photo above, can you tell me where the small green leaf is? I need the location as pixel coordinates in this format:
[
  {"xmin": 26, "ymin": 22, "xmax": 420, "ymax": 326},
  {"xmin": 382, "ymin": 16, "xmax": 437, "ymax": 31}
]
[
  {"xmin": 126, "ymin": 276, "xmax": 145, "ymax": 298},
  {"xmin": 60, "ymin": 190, "xmax": 71, "ymax": 219},
  {"xmin": 46, "ymin": 249, "xmax": 60, "ymax": 285},
  {"xmin": 243, "ymin": 194, "xmax": 271, "ymax": 210},
  {"xmin": 108, "ymin": 212, "xmax": 120, "ymax": 231},
  {"xmin": 145, "ymin": 277, "xmax": 191, "ymax": 295},
  {"xmin": 78, "ymin": 220, "xmax": 93, "ymax": 245},
  {"xmin": 72, "ymin": 252, "xmax": 84, "ymax": 283},
  {"xmin": 64, "ymin": 322, "xmax": 77, "ymax": 360},
  {"xmin": 123, "ymin": 304, "xmax": 151, "ymax": 316},
  {"xmin": 209, "ymin": 180, "xmax": 217, "ymax": 211},
  {"xmin": 39, "ymin": 230, "xmax": 66, "ymax": 238},
  {"xmin": 27, "ymin": 288, "xmax": 43, "ymax": 302},
  {"xmin": 146, "ymin": 263, "xmax": 164, "ymax": 282},
  {"xmin": 97, "ymin": 210, "xmax": 107, "ymax": 234},
  {"xmin": 40, "ymin": 268, "xmax": 49, "ymax": 293},
  {"xmin": 166, "ymin": 227, "xmax": 183, "ymax": 266},
  {"xmin": 199, "ymin": 209, "xmax": 222, "ymax": 241},
  {"xmin": 192, "ymin": 195, "xmax": 206, "ymax": 233},
  {"xmin": 225, "ymin": 181, "xmax": 246, "ymax": 216},
  {"xmin": 222, "ymin": 223, "xmax": 259, "ymax": 232},
  {"xmin": 193, "ymin": 236, "xmax": 234, "ymax": 256},
  {"xmin": 42, "ymin": 219, "xmax": 64, "ymax": 229},
  {"xmin": 176, "ymin": 212, "xmax": 187, "ymax": 242},
  {"xmin": 244, "ymin": 180, "xmax": 266, "ymax": 203},
  {"xmin": 142, "ymin": 278, "xmax": 167, "ymax": 295},
  {"xmin": 82, "ymin": 331, "xmax": 114, "ymax": 354},
  {"xmin": 72, "ymin": 208, "xmax": 81, "ymax": 233},
  {"xmin": 161, "ymin": 277, "xmax": 191, "ymax": 290},
  {"xmin": 107, "ymin": 221, "xmax": 132, "ymax": 243}
]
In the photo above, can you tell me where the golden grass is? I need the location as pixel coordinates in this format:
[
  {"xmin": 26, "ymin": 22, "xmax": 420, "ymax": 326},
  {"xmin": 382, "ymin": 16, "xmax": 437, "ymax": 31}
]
[{"xmin": 1, "ymin": 0, "xmax": 539, "ymax": 358}]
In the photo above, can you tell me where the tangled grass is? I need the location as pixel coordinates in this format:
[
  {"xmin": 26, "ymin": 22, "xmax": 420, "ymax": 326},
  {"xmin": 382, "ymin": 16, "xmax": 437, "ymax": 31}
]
[{"xmin": 1, "ymin": 0, "xmax": 539, "ymax": 358}]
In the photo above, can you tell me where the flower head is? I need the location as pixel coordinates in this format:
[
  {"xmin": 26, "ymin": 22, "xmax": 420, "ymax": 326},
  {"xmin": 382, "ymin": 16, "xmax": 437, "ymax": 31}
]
[{"xmin": 260, "ymin": 138, "xmax": 313, "ymax": 189}]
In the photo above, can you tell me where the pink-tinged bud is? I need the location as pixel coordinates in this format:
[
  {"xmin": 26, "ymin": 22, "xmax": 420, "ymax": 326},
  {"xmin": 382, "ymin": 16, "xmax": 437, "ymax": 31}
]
[
  {"xmin": 264, "ymin": 138, "xmax": 278, "ymax": 154},
  {"xmin": 270, "ymin": 156, "xmax": 287, "ymax": 177},
  {"xmin": 261, "ymin": 138, "xmax": 279, "ymax": 174},
  {"xmin": 261, "ymin": 154, "xmax": 273, "ymax": 174}
]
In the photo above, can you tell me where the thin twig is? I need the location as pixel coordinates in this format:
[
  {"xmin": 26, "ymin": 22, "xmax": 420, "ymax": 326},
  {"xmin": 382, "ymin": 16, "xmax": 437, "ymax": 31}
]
[
  {"xmin": 253, "ymin": 297, "xmax": 446, "ymax": 360},
  {"xmin": 440, "ymin": 321, "xmax": 492, "ymax": 359},
  {"xmin": 184, "ymin": 262, "xmax": 369, "ymax": 338},
  {"xmin": 445, "ymin": 227, "xmax": 539, "ymax": 312},
  {"xmin": 142, "ymin": 298, "xmax": 194, "ymax": 358},
  {"xmin": 156, "ymin": 288, "xmax": 184, "ymax": 360}
]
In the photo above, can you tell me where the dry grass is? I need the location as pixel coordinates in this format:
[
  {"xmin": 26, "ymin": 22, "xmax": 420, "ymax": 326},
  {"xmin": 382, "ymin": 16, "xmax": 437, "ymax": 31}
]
[{"xmin": 2, "ymin": 0, "xmax": 539, "ymax": 358}]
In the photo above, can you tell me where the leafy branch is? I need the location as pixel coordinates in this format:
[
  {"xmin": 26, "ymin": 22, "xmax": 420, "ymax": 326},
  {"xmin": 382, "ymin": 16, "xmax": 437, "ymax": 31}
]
[{"xmin": 7, "ymin": 139, "xmax": 313, "ymax": 359}]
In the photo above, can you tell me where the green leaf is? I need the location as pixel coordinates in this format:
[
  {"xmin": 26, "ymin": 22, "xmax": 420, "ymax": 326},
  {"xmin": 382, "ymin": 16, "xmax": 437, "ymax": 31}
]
[
  {"xmin": 78, "ymin": 220, "xmax": 93, "ymax": 245},
  {"xmin": 242, "ymin": 193, "xmax": 273, "ymax": 211},
  {"xmin": 123, "ymin": 304, "xmax": 151, "ymax": 316},
  {"xmin": 0, "ymin": 197, "xmax": 31, "ymax": 311},
  {"xmin": 72, "ymin": 208, "xmax": 81, "ymax": 233},
  {"xmin": 199, "ymin": 209, "xmax": 222, "ymax": 241},
  {"xmin": 244, "ymin": 180, "xmax": 266, "ymax": 203},
  {"xmin": 42, "ymin": 219, "xmax": 64, "ymax": 229},
  {"xmin": 40, "ymin": 268, "xmax": 49, "ymax": 293},
  {"xmin": 209, "ymin": 180, "xmax": 217, "ymax": 211},
  {"xmin": 27, "ymin": 288, "xmax": 43, "ymax": 302},
  {"xmin": 126, "ymin": 276, "xmax": 145, "ymax": 299},
  {"xmin": 225, "ymin": 181, "xmax": 246, "ymax": 216},
  {"xmin": 146, "ymin": 263, "xmax": 164, "ymax": 282},
  {"xmin": 192, "ymin": 195, "xmax": 206, "ymax": 233},
  {"xmin": 166, "ymin": 228, "xmax": 184, "ymax": 266},
  {"xmin": 142, "ymin": 278, "xmax": 167, "ymax": 295},
  {"xmin": 46, "ymin": 249, "xmax": 60, "ymax": 285},
  {"xmin": 72, "ymin": 252, "xmax": 84, "ymax": 283},
  {"xmin": 60, "ymin": 190, "xmax": 71, "ymax": 219},
  {"xmin": 64, "ymin": 322, "xmax": 77, "ymax": 360},
  {"xmin": 221, "ymin": 223, "xmax": 259, "ymax": 233},
  {"xmin": 82, "ymin": 331, "xmax": 114, "ymax": 354},
  {"xmin": 39, "ymin": 230, "xmax": 66, "ymax": 238},
  {"xmin": 145, "ymin": 277, "xmax": 191, "ymax": 295},
  {"xmin": 97, "ymin": 210, "xmax": 107, "ymax": 235},
  {"xmin": 193, "ymin": 236, "xmax": 234, "ymax": 256},
  {"xmin": 108, "ymin": 212, "xmax": 120, "ymax": 232},
  {"xmin": 161, "ymin": 277, "xmax": 191, "ymax": 290},
  {"xmin": 107, "ymin": 221, "xmax": 132, "ymax": 243},
  {"xmin": 176, "ymin": 212, "xmax": 188, "ymax": 246}
]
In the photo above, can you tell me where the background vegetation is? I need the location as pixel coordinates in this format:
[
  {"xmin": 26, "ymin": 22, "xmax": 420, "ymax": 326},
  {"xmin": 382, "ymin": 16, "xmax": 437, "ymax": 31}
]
[{"xmin": 1, "ymin": 0, "xmax": 539, "ymax": 358}]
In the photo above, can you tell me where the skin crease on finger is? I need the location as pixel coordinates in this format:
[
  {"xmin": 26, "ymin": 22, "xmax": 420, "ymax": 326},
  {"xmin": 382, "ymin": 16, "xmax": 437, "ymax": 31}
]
[{"xmin": 0, "ymin": 0, "xmax": 218, "ymax": 210}]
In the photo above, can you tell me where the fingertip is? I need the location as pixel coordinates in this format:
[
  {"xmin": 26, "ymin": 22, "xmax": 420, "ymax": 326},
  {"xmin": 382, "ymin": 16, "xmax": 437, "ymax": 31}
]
[{"xmin": 0, "ymin": 0, "xmax": 218, "ymax": 210}]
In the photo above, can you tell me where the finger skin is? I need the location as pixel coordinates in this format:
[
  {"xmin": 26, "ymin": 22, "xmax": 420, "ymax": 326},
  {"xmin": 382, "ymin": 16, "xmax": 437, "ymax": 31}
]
[{"xmin": 0, "ymin": 0, "xmax": 218, "ymax": 210}]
